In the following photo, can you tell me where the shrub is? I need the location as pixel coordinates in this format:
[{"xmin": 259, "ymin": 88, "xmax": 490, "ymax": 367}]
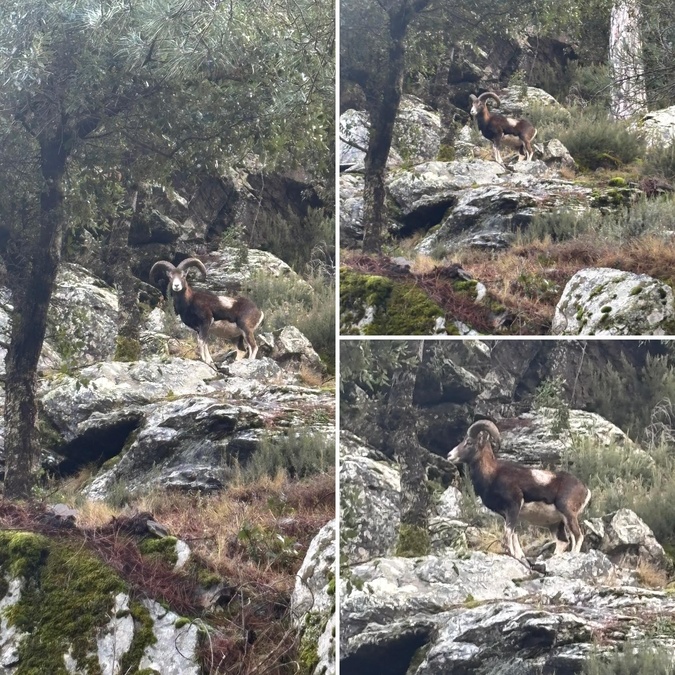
[
  {"xmin": 583, "ymin": 642, "xmax": 675, "ymax": 675},
  {"xmin": 564, "ymin": 436, "xmax": 675, "ymax": 547},
  {"xmin": 559, "ymin": 110, "xmax": 646, "ymax": 170},
  {"xmin": 522, "ymin": 195, "xmax": 675, "ymax": 245},
  {"xmin": 248, "ymin": 269, "xmax": 335, "ymax": 370},
  {"xmin": 533, "ymin": 375, "xmax": 570, "ymax": 436},
  {"xmin": 245, "ymin": 430, "xmax": 335, "ymax": 482},
  {"xmin": 642, "ymin": 142, "xmax": 675, "ymax": 181},
  {"xmin": 565, "ymin": 63, "xmax": 613, "ymax": 109}
]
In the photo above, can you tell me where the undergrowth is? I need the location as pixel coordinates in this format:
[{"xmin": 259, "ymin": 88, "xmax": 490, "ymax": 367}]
[
  {"xmin": 248, "ymin": 269, "xmax": 335, "ymax": 373},
  {"xmin": 0, "ymin": 468, "xmax": 335, "ymax": 675}
]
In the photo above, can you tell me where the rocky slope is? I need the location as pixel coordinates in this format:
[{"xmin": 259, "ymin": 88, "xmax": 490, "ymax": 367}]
[
  {"xmin": 340, "ymin": 90, "xmax": 675, "ymax": 336},
  {"xmin": 341, "ymin": 429, "xmax": 675, "ymax": 675},
  {"xmin": 0, "ymin": 242, "xmax": 335, "ymax": 673},
  {"xmin": 340, "ymin": 340, "xmax": 675, "ymax": 674}
]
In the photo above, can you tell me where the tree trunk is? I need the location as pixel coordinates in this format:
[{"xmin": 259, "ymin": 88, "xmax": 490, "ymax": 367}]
[
  {"xmin": 4, "ymin": 138, "xmax": 68, "ymax": 498},
  {"xmin": 385, "ymin": 341, "xmax": 430, "ymax": 555},
  {"xmin": 361, "ymin": 12, "xmax": 408, "ymax": 253},
  {"xmin": 106, "ymin": 190, "xmax": 142, "ymax": 361},
  {"xmin": 609, "ymin": 0, "xmax": 647, "ymax": 119}
]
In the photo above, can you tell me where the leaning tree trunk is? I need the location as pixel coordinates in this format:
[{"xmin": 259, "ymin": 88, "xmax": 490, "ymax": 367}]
[
  {"xmin": 609, "ymin": 0, "xmax": 647, "ymax": 119},
  {"xmin": 385, "ymin": 341, "xmax": 430, "ymax": 556},
  {"xmin": 4, "ymin": 138, "xmax": 68, "ymax": 499}
]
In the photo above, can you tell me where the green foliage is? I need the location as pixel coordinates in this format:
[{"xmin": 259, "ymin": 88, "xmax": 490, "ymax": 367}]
[
  {"xmin": 249, "ymin": 208, "xmax": 334, "ymax": 275},
  {"xmin": 564, "ymin": 436, "xmax": 675, "ymax": 547},
  {"xmin": 396, "ymin": 523, "xmax": 431, "ymax": 557},
  {"xmin": 245, "ymin": 430, "xmax": 335, "ymax": 481},
  {"xmin": 340, "ymin": 268, "xmax": 444, "ymax": 335},
  {"xmin": 642, "ymin": 143, "xmax": 675, "ymax": 181},
  {"xmin": 533, "ymin": 375, "xmax": 570, "ymax": 437},
  {"xmin": 522, "ymin": 195, "xmax": 675, "ymax": 245},
  {"xmin": 138, "ymin": 536, "xmax": 179, "ymax": 567},
  {"xmin": 247, "ymin": 270, "xmax": 335, "ymax": 371},
  {"xmin": 236, "ymin": 522, "xmax": 299, "ymax": 572},
  {"xmin": 114, "ymin": 335, "xmax": 141, "ymax": 362},
  {"xmin": 584, "ymin": 354, "xmax": 675, "ymax": 440},
  {"xmin": 583, "ymin": 642, "xmax": 675, "ymax": 674},
  {"xmin": 0, "ymin": 533, "xmax": 126, "ymax": 674},
  {"xmin": 104, "ymin": 478, "xmax": 133, "ymax": 510},
  {"xmin": 558, "ymin": 111, "xmax": 646, "ymax": 171}
]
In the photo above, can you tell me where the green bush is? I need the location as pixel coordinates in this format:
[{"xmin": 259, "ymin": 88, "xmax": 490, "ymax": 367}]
[
  {"xmin": 558, "ymin": 110, "xmax": 646, "ymax": 170},
  {"xmin": 522, "ymin": 195, "xmax": 675, "ymax": 244},
  {"xmin": 566, "ymin": 63, "xmax": 613, "ymax": 109},
  {"xmin": 245, "ymin": 430, "xmax": 335, "ymax": 481},
  {"xmin": 583, "ymin": 642, "xmax": 675, "ymax": 675},
  {"xmin": 248, "ymin": 207, "xmax": 334, "ymax": 274},
  {"xmin": 564, "ymin": 436, "xmax": 675, "ymax": 547},
  {"xmin": 248, "ymin": 269, "xmax": 335, "ymax": 370},
  {"xmin": 642, "ymin": 142, "xmax": 675, "ymax": 181}
]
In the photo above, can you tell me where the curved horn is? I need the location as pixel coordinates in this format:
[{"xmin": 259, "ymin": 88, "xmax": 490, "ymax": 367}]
[
  {"xmin": 149, "ymin": 260, "xmax": 176, "ymax": 284},
  {"xmin": 478, "ymin": 92, "xmax": 501, "ymax": 106},
  {"xmin": 177, "ymin": 257, "xmax": 207, "ymax": 279},
  {"xmin": 467, "ymin": 420, "xmax": 501, "ymax": 449}
]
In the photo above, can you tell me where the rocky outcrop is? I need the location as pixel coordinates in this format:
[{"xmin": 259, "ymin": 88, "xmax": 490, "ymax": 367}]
[
  {"xmin": 339, "ymin": 92, "xmax": 586, "ymax": 252},
  {"xmin": 341, "ymin": 545, "xmax": 675, "ymax": 675},
  {"xmin": 340, "ymin": 428, "xmax": 675, "ymax": 675},
  {"xmin": 0, "ymin": 245, "xmax": 332, "ymax": 493},
  {"xmin": 31, "ymin": 356, "xmax": 334, "ymax": 497},
  {"xmin": 340, "ymin": 96, "xmax": 441, "ymax": 172},
  {"xmin": 639, "ymin": 104, "xmax": 675, "ymax": 147},
  {"xmin": 552, "ymin": 267, "xmax": 675, "ymax": 335},
  {"xmin": 340, "ymin": 433, "xmax": 402, "ymax": 563},
  {"xmin": 292, "ymin": 519, "xmax": 336, "ymax": 675}
]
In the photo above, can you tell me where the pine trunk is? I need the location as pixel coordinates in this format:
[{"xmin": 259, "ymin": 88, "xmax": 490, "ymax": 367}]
[
  {"xmin": 4, "ymin": 138, "xmax": 67, "ymax": 498},
  {"xmin": 609, "ymin": 0, "xmax": 647, "ymax": 119}
]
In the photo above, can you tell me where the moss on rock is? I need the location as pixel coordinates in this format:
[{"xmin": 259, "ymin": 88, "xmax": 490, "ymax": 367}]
[
  {"xmin": 0, "ymin": 531, "xmax": 124, "ymax": 674},
  {"xmin": 138, "ymin": 536, "xmax": 179, "ymax": 567},
  {"xmin": 117, "ymin": 601, "xmax": 157, "ymax": 675},
  {"xmin": 396, "ymin": 524, "xmax": 431, "ymax": 557},
  {"xmin": 340, "ymin": 268, "xmax": 445, "ymax": 335}
]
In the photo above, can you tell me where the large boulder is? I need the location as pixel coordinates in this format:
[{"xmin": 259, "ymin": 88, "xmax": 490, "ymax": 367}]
[
  {"xmin": 552, "ymin": 267, "xmax": 675, "ymax": 335},
  {"xmin": 584, "ymin": 509, "xmax": 672, "ymax": 572},
  {"xmin": 47, "ymin": 263, "xmax": 119, "ymax": 368},
  {"xmin": 639, "ymin": 105, "xmax": 675, "ymax": 147},
  {"xmin": 340, "ymin": 433, "xmax": 401, "ymax": 564},
  {"xmin": 292, "ymin": 520, "xmax": 336, "ymax": 675},
  {"xmin": 339, "ymin": 96, "xmax": 441, "ymax": 172}
]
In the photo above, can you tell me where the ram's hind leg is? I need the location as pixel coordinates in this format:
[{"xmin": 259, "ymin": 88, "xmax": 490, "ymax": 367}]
[
  {"xmin": 241, "ymin": 327, "xmax": 258, "ymax": 360},
  {"xmin": 235, "ymin": 335, "xmax": 247, "ymax": 361},
  {"xmin": 197, "ymin": 322, "xmax": 215, "ymax": 366},
  {"xmin": 551, "ymin": 522, "xmax": 569, "ymax": 555}
]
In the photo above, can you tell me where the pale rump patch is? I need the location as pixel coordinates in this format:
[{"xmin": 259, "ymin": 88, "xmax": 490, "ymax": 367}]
[
  {"xmin": 210, "ymin": 320, "xmax": 243, "ymax": 340},
  {"xmin": 218, "ymin": 295, "xmax": 235, "ymax": 310},
  {"xmin": 520, "ymin": 502, "xmax": 563, "ymax": 527},
  {"xmin": 506, "ymin": 117, "xmax": 519, "ymax": 125},
  {"xmin": 531, "ymin": 469, "xmax": 554, "ymax": 486}
]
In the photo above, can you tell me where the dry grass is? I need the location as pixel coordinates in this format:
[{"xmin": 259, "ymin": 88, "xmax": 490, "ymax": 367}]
[
  {"xmin": 636, "ymin": 558, "xmax": 670, "ymax": 589},
  {"xmin": 1, "ymin": 469, "xmax": 335, "ymax": 675},
  {"xmin": 298, "ymin": 362, "xmax": 324, "ymax": 388}
]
